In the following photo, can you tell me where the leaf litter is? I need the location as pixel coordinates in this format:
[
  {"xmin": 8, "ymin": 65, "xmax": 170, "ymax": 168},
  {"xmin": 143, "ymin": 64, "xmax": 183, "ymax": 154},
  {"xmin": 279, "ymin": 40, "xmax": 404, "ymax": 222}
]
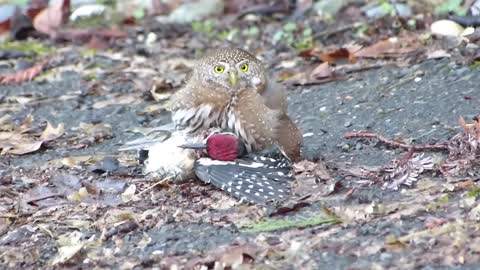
[{"xmin": 1, "ymin": 0, "xmax": 480, "ymax": 269}]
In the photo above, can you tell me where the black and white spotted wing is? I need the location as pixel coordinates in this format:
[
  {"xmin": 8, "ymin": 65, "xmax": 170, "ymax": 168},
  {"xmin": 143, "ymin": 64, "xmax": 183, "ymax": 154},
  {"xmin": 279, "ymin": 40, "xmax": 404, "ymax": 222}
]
[{"xmin": 193, "ymin": 156, "xmax": 294, "ymax": 204}]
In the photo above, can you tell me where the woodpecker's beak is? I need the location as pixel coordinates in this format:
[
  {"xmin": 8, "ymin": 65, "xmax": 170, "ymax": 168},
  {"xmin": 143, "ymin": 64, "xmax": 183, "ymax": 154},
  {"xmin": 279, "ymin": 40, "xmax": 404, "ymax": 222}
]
[
  {"xmin": 178, "ymin": 143, "xmax": 207, "ymax": 150},
  {"xmin": 228, "ymin": 70, "xmax": 238, "ymax": 86}
]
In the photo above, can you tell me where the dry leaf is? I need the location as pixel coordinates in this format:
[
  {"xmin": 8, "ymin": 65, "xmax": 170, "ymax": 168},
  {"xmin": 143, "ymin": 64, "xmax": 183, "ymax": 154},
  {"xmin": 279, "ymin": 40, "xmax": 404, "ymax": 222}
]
[
  {"xmin": 354, "ymin": 36, "xmax": 420, "ymax": 58},
  {"xmin": 67, "ymin": 187, "xmax": 89, "ymax": 202},
  {"xmin": 0, "ymin": 139, "xmax": 43, "ymax": 155},
  {"xmin": 121, "ymin": 184, "xmax": 138, "ymax": 202},
  {"xmin": 310, "ymin": 62, "xmax": 333, "ymax": 80},
  {"xmin": 92, "ymin": 95, "xmax": 138, "ymax": 109},
  {"xmin": 219, "ymin": 245, "xmax": 255, "ymax": 267},
  {"xmin": 33, "ymin": 0, "xmax": 70, "ymax": 37},
  {"xmin": 150, "ymin": 78, "xmax": 174, "ymax": 101},
  {"xmin": 382, "ymin": 154, "xmax": 434, "ymax": 190},
  {"xmin": 0, "ymin": 62, "xmax": 46, "ymax": 85},
  {"xmin": 316, "ymin": 48, "xmax": 356, "ymax": 63},
  {"xmin": 51, "ymin": 231, "xmax": 84, "ymax": 266},
  {"xmin": 427, "ymin": 49, "xmax": 451, "ymax": 59},
  {"xmin": 0, "ymin": 118, "xmax": 64, "ymax": 155},
  {"xmin": 40, "ymin": 122, "xmax": 64, "ymax": 142},
  {"xmin": 60, "ymin": 156, "xmax": 93, "ymax": 167},
  {"xmin": 430, "ymin": 20, "xmax": 465, "ymax": 37}
]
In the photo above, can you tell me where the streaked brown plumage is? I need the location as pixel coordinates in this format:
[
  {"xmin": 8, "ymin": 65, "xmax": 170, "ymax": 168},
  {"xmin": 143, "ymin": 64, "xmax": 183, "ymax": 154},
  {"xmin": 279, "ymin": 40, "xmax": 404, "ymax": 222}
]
[
  {"xmin": 170, "ymin": 47, "xmax": 302, "ymax": 161},
  {"xmin": 259, "ymin": 76, "xmax": 303, "ymax": 161}
]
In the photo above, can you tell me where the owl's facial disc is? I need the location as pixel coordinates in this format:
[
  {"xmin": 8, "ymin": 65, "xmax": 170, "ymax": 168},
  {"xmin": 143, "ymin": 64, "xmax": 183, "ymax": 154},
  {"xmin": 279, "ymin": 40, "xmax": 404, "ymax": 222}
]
[{"xmin": 251, "ymin": 77, "xmax": 262, "ymax": 87}]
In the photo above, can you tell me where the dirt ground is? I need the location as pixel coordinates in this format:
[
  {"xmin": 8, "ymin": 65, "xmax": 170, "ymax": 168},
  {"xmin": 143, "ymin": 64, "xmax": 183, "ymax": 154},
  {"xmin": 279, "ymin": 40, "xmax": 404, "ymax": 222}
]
[{"xmin": 1, "ymin": 4, "xmax": 480, "ymax": 270}]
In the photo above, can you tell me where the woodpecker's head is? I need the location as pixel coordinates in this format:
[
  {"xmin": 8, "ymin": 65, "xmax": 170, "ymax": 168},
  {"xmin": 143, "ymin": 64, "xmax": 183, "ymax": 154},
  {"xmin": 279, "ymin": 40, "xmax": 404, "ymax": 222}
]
[
  {"xmin": 179, "ymin": 131, "xmax": 246, "ymax": 161},
  {"xmin": 194, "ymin": 48, "xmax": 267, "ymax": 91}
]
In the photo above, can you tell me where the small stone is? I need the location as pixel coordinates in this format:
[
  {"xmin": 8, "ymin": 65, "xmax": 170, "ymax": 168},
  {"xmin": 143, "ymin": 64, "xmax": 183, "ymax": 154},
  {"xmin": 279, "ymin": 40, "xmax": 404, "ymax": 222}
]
[
  {"xmin": 355, "ymin": 143, "xmax": 363, "ymax": 150},
  {"xmin": 340, "ymin": 143, "xmax": 350, "ymax": 152},
  {"xmin": 380, "ymin": 252, "xmax": 393, "ymax": 262},
  {"xmin": 102, "ymin": 156, "xmax": 119, "ymax": 172}
]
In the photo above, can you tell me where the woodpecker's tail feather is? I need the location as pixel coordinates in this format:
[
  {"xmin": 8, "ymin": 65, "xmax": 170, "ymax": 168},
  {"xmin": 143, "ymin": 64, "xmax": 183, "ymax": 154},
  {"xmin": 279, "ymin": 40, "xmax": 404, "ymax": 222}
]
[
  {"xmin": 118, "ymin": 124, "xmax": 177, "ymax": 151},
  {"xmin": 194, "ymin": 156, "xmax": 294, "ymax": 204}
]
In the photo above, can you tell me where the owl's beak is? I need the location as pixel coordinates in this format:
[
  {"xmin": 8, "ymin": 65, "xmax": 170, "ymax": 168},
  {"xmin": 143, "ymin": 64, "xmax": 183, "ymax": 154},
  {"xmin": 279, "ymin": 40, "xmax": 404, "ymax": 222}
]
[{"xmin": 228, "ymin": 70, "xmax": 238, "ymax": 86}]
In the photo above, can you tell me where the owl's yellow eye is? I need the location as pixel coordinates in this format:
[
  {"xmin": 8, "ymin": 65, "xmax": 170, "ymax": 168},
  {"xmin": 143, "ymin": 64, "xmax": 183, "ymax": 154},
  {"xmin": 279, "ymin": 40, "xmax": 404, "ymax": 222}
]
[
  {"xmin": 239, "ymin": 63, "xmax": 249, "ymax": 72},
  {"xmin": 214, "ymin": 65, "xmax": 225, "ymax": 74}
]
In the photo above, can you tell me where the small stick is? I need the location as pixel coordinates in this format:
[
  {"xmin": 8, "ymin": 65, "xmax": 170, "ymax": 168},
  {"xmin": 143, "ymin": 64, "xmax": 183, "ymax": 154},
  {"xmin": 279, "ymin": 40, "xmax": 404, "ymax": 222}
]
[
  {"xmin": 136, "ymin": 177, "xmax": 172, "ymax": 197},
  {"xmin": 343, "ymin": 132, "xmax": 449, "ymax": 152},
  {"xmin": 25, "ymin": 193, "xmax": 65, "ymax": 204}
]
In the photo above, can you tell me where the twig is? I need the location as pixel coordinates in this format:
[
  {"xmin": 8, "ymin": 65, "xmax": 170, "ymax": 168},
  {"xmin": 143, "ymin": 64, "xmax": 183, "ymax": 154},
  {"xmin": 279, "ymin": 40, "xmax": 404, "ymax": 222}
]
[
  {"xmin": 343, "ymin": 131, "xmax": 449, "ymax": 152},
  {"xmin": 378, "ymin": 72, "xmax": 418, "ymax": 95},
  {"xmin": 0, "ymin": 162, "xmax": 14, "ymax": 169},
  {"xmin": 340, "ymin": 62, "xmax": 392, "ymax": 74},
  {"xmin": 313, "ymin": 22, "xmax": 364, "ymax": 39},
  {"xmin": 137, "ymin": 177, "xmax": 171, "ymax": 197},
  {"xmin": 25, "ymin": 193, "xmax": 65, "ymax": 204},
  {"xmin": 236, "ymin": 3, "xmax": 289, "ymax": 18}
]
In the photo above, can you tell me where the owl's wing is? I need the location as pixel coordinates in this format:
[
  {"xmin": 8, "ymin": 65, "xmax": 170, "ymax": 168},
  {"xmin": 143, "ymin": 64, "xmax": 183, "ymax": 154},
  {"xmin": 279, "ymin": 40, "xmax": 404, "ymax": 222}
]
[
  {"xmin": 261, "ymin": 79, "xmax": 288, "ymax": 113},
  {"xmin": 234, "ymin": 89, "xmax": 281, "ymax": 151},
  {"xmin": 276, "ymin": 114, "xmax": 303, "ymax": 162},
  {"xmin": 256, "ymin": 79, "xmax": 303, "ymax": 161}
]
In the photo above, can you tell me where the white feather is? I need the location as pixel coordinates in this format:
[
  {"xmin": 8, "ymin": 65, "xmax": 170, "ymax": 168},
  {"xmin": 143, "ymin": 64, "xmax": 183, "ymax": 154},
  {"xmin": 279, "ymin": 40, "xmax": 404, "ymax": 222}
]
[{"xmin": 144, "ymin": 130, "xmax": 200, "ymax": 182}]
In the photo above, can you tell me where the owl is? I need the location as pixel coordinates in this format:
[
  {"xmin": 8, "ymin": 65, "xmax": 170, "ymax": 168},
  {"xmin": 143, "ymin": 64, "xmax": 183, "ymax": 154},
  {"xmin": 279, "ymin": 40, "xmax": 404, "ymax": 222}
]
[
  {"xmin": 169, "ymin": 47, "xmax": 302, "ymax": 161},
  {"xmin": 191, "ymin": 47, "xmax": 267, "ymax": 91}
]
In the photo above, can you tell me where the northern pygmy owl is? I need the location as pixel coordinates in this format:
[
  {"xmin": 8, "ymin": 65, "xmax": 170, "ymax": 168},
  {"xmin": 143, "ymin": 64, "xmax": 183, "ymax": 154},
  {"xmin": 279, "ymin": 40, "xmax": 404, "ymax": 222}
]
[{"xmin": 170, "ymin": 47, "xmax": 302, "ymax": 161}]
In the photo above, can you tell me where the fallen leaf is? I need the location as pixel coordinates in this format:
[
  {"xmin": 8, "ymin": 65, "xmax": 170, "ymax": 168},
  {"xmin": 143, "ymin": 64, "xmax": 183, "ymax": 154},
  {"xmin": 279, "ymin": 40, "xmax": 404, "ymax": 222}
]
[
  {"xmin": 310, "ymin": 62, "xmax": 333, "ymax": 80},
  {"xmin": 354, "ymin": 36, "xmax": 420, "ymax": 58},
  {"xmin": 59, "ymin": 156, "xmax": 93, "ymax": 167},
  {"xmin": 0, "ymin": 137, "xmax": 43, "ymax": 155},
  {"xmin": 67, "ymin": 187, "xmax": 89, "ymax": 202},
  {"xmin": 430, "ymin": 19, "xmax": 465, "ymax": 37},
  {"xmin": 0, "ymin": 62, "xmax": 46, "ymax": 85},
  {"xmin": 0, "ymin": 4, "xmax": 16, "ymax": 34},
  {"xmin": 427, "ymin": 49, "xmax": 451, "ymax": 59},
  {"xmin": 33, "ymin": 0, "xmax": 70, "ymax": 37},
  {"xmin": 93, "ymin": 95, "xmax": 138, "ymax": 109},
  {"xmin": 40, "ymin": 122, "xmax": 64, "ymax": 142},
  {"xmin": 150, "ymin": 78, "xmax": 174, "ymax": 101},
  {"xmin": 220, "ymin": 245, "xmax": 255, "ymax": 267},
  {"xmin": 315, "ymin": 48, "xmax": 356, "ymax": 63},
  {"xmin": 121, "ymin": 184, "xmax": 138, "ymax": 202},
  {"xmin": 54, "ymin": 28, "xmax": 127, "ymax": 43},
  {"xmin": 51, "ymin": 231, "xmax": 84, "ymax": 266}
]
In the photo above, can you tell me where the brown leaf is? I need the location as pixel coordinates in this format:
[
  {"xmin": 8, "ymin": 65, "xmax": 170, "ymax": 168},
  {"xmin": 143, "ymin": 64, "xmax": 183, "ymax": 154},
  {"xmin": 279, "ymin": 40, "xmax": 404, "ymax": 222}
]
[
  {"xmin": 54, "ymin": 28, "xmax": 127, "ymax": 43},
  {"xmin": 0, "ymin": 62, "xmax": 45, "ymax": 85},
  {"xmin": 92, "ymin": 95, "xmax": 138, "ymax": 109},
  {"xmin": 310, "ymin": 62, "xmax": 333, "ymax": 80},
  {"xmin": 18, "ymin": 114, "xmax": 34, "ymax": 133},
  {"xmin": 40, "ymin": 122, "xmax": 64, "ymax": 142},
  {"xmin": 219, "ymin": 245, "xmax": 256, "ymax": 267},
  {"xmin": 354, "ymin": 36, "xmax": 420, "ymax": 58},
  {"xmin": 316, "ymin": 48, "xmax": 356, "ymax": 63},
  {"xmin": 32, "ymin": 0, "xmax": 70, "ymax": 37},
  {"xmin": 0, "ymin": 138, "xmax": 43, "ymax": 155},
  {"xmin": 86, "ymin": 36, "xmax": 109, "ymax": 50}
]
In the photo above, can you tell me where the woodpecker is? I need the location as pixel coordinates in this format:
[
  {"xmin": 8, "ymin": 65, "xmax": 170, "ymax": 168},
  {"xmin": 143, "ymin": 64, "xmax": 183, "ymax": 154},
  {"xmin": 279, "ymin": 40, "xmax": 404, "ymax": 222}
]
[{"xmin": 179, "ymin": 130, "xmax": 294, "ymax": 204}]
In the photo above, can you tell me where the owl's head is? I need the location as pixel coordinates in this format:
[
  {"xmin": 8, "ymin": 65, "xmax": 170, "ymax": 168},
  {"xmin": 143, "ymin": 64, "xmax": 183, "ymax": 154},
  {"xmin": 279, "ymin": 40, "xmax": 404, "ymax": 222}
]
[{"xmin": 194, "ymin": 48, "xmax": 266, "ymax": 91}]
